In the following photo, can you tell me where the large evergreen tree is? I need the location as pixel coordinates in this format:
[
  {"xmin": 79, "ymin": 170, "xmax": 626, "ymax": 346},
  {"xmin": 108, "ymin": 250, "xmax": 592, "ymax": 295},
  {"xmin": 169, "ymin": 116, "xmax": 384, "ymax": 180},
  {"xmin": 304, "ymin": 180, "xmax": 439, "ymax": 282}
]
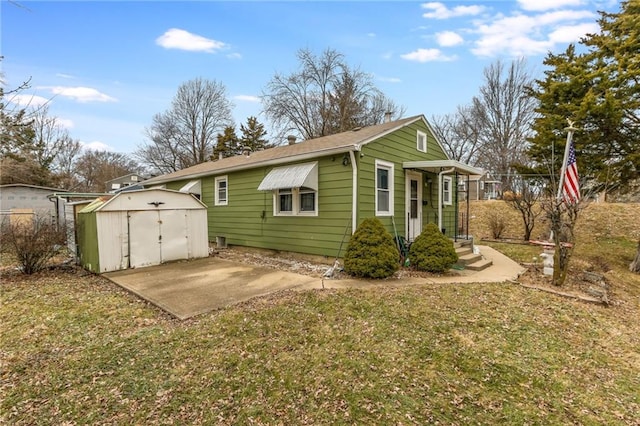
[
  {"xmin": 527, "ymin": 1, "xmax": 639, "ymax": 188},
  {"xmin": 239, "ymin": 116, "xmax": 269, "ymax": 152}
]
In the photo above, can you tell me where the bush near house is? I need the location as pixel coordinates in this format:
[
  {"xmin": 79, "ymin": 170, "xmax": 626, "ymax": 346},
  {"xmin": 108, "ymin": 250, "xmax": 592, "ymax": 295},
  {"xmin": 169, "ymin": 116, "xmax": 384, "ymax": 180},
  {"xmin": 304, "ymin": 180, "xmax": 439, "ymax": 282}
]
[
  {"xmin": 344, "ymin": 217, "xmax": 399, "ymax": 279},
  {"xmin": 409, "ymin": 223, "xmax": 458, "ymax": 273}
]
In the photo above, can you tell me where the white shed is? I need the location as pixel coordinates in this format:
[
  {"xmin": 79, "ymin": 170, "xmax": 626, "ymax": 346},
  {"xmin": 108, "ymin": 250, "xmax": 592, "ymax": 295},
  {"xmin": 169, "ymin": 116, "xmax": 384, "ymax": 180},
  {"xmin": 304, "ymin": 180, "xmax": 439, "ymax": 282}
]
[{"xmin": 77, "ymin": 189, "xmax": 209, "ymax": 273}]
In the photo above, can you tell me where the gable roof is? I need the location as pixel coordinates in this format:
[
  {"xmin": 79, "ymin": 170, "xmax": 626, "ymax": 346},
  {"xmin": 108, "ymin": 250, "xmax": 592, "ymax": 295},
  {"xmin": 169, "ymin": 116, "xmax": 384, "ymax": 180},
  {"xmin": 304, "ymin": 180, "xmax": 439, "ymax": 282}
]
[{"xmin": 143, "ymin": 115, "xmax": 429, "ymax": 185}]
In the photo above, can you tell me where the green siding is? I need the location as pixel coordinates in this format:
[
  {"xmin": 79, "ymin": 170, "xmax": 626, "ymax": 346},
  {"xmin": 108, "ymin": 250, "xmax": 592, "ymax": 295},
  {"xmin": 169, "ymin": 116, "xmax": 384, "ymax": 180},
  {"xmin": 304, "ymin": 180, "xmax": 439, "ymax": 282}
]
[
  {"xmin": 208, "ymin": 156, "xmax": 353, "ymax": 257},
  {"xmin": 153, "ymin": 118, "xmax": 457, "ymax": 256},
  {"xmin": 356, "ymin": 120, "xmax": 451, "ymax": 237},
  {"xmin": 76, "ymin": 212, "xmax": 100, "ymax": 273}
]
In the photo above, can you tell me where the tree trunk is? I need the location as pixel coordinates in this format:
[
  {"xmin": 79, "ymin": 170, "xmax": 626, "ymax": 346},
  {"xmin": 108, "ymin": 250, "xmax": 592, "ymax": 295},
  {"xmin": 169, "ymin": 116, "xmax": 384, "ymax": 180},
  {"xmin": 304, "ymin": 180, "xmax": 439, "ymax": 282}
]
[{"xmin": 630, "ymin": 238, "xmax": 640, "ymax": 274}]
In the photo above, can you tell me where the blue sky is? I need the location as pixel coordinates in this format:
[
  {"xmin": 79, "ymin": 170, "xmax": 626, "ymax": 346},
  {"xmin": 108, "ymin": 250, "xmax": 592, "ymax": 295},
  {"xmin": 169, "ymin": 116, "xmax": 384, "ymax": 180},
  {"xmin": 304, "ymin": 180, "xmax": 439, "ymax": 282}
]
[{"xmin": 2, "ymin": 0, "xmax": 619, "ymax": 155}]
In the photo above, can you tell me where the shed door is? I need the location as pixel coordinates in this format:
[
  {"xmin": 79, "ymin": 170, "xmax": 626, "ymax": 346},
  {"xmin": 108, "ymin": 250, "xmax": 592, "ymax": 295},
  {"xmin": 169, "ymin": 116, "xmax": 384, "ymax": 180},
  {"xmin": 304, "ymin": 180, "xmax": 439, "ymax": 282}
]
[
  {"xmin": 158, "ymin": 210, "xmax": 189, "ymax": 262},
  {"xmin": 128, "ymin": 210, "xmax": 190, "ymax": 268},
  {"xmin": 128, "ymin": 211, "xmax": 162, "ymax": 268}
]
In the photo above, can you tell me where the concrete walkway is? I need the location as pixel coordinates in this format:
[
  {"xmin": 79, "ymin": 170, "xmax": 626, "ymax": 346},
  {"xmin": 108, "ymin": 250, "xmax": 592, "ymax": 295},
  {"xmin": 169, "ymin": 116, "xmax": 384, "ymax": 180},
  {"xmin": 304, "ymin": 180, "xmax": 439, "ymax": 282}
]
[{"xmin": 104, "ymin": 246, "xmax": 525, "ymax": 319}]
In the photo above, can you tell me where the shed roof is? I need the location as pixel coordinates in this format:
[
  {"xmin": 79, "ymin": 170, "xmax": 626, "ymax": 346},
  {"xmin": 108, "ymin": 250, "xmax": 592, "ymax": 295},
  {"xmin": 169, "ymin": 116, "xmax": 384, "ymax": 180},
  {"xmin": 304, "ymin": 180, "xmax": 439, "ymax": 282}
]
[
  {"xmin": 78, "ymin": 189, "xmax": 206, "ymax": 213},
  {"xmin": 143, "ymin": 115, "xmax": 430, "ymax": 185}
]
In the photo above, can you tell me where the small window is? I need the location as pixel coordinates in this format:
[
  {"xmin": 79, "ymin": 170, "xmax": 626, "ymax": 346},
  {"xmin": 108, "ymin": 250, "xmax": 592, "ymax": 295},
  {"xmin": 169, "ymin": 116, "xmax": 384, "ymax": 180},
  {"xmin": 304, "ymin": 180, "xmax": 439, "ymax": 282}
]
[
  {"xmin": 375, "ymin": 160, "xmax": 394, "ymax": 216},
  {"xmin": 443, "ymin": 176, "xmax": 452, "ymax": 205},
  {"xmin": 277, "ymin": 188, "xmax": 293, "ymax": 213},
  {"xmin": 215, "ymin": 176, "xmax": 228, "ymax": 206},
  {"xmin": 274, "ymin": 187, "xmax": 317, "ymax": 216},
  {"xmin": 299, "ymin": 188, "xmax": 316, "ymax": 212},
  {"xmin": 417, "ymin": 131, "xmax": 427, "ymax": 153}
]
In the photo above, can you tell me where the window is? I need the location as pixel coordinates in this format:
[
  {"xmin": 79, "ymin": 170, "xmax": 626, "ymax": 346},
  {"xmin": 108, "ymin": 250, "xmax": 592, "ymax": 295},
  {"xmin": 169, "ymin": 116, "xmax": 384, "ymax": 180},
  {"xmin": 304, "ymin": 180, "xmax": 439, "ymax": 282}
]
[
  {"xmin": 417, "ymin": 131, "xmax": 427, "ymax": 153},
  {"xmin": 215, "ymin": 176, "xmax": 228, "ymax": 206},
  {"xmin": 299, "ymin": 188, "xmax": 316, "ymax": 212},
  {"xmin": 277, "ymin": 188, "xmax": 293, "ymax": 213},
  {"xmin": 375, "ymin": 160, "xmax": 394, "ymax": 216},
  {"xmin": 443, "ymin": 176, "xmax": 452, "ymax": 205},
  {"xmin": 275, "ymin": 187, "xmax": 317, "ymax": 216}
]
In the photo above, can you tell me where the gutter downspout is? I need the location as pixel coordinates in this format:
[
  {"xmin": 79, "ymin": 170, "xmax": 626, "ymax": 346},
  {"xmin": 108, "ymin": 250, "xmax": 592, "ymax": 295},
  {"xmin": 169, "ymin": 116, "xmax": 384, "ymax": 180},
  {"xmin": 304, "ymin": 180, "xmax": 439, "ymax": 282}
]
[
  {"xmin": 438, "ymin": 167, "xmax": 455, "ymax": 233},
  {"xmin": 349, "ymin": 150, "xmax": 358, "ymax": 234}
]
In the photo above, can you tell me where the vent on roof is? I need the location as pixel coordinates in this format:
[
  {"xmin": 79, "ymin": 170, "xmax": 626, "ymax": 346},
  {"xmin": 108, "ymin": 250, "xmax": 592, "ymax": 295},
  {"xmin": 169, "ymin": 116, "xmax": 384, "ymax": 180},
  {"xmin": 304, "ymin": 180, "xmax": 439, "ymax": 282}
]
[{"xmin": 352, "ymin": 127, "xmax": 362, "ymax": 132}]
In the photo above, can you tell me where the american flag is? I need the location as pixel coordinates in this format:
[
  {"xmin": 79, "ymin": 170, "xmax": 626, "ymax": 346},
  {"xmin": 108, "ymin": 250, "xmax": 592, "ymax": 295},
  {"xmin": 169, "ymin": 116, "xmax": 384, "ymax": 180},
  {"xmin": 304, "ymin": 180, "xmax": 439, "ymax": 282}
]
[{"xmin": 562, "ymin": 140, "xmax": 580, "ymax": 204}]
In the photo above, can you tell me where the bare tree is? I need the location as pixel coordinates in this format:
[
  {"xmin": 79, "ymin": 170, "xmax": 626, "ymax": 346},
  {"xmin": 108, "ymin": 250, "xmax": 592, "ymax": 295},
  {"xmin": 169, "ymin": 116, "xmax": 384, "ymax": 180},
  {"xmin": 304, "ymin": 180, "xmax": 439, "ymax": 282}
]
[
  {"xmin": 431, "ymin": 104, "xmax": 483, "ymax": 164},
  {"xmin": 503, "ymin": 174, "xmax": 543, "ymax": 241},
  {"xmin": 262, "ymin": 48, "xmax": 405, "ymax": 141},
  {"xmin": 30, "ymin": 105, "xmax": 72, "ymax": 170},
  {"xmin": 74, "ymin": 150, "xmax": 142, "ymax": 192},
  {"xmin": 472, "ymin": 59, "xmax": 537, "ymax": 188},
  {"xmin": 136, "ymin": 78, "xmax": 234, "ymax": 173}
]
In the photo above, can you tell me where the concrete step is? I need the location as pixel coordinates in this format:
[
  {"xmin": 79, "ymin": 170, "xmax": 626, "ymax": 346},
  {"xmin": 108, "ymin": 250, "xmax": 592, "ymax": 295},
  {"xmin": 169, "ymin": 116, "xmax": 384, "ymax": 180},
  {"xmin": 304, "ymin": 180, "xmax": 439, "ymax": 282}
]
[
  {"xmin": 465, "ymin": 258, "xmax": 493, "ymax": 271},
  {"xmin": 456, "ymin": 252, "xmax": 483, "ymax": 266},
  {"xmin": 456, "ymin": 247, "xmax": 472, "ymax": 257}
]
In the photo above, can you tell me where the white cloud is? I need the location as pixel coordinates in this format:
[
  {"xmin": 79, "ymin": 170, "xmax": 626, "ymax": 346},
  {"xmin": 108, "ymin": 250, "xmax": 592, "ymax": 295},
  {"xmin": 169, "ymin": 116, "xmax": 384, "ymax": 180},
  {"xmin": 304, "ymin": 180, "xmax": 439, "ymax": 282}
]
[
  {"xmin": 471, "ymin": 9, "xmax": 597, "ymax": 57},
  {"xmin": 548, "ymin": 22, "xmax": 599, "ymax": 43},
  {"xmin": 8, "ymin": 94, "xmax": 50, "ymax": 107},
  {"xmin": 156, "ymin": 28, "xmax": 227, "ymax": 53},
  {"xmin": 422, "ymin": 2, "xmax": 486, "ymax": 19},
  {"xmin": 55, "ymin": 73, "xmax": 75, "ymax": 79},
  {"xmin": 400, "ymin": 48, "xmax": 457, "ymax": 62},
  {"xmin": 436, "ymin": 31, "xmax": 464, "ymax": 47},
  {"xmin": 227, "ymin": 52, "xmax": 242, "ymax": 60},
  {"xmin": 367, "ymin": 32, "xmax": 376, "ymax": 37},
  {"xmin": 58, "ymin": 118, "xmax": 74, "ymax": 129},
  {"xmin": 81, "ymin": 141, "xmax": 113, "ymax": 151},
  {"xmin": 233, "ymin": 95, "xmax": 261, "ymax": 103},
  {"xmin": 518, "ymin": 0, "xmax": 584, "ymax": 11},
  {"xmin": 48, "ymin": 86, "xmax": 117, "ymax": 103}
]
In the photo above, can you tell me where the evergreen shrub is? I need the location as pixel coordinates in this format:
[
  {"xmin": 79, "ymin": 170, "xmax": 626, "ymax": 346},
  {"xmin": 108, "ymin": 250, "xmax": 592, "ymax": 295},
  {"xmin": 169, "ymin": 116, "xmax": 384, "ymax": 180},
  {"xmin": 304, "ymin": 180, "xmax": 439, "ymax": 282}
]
[
  {"xmin": 344, "ymin": 217, "xmax": 399, "ymax": 279},
  {"xmin": 409, "ymin": 223, "xmax": 458, "ymax": 273}
]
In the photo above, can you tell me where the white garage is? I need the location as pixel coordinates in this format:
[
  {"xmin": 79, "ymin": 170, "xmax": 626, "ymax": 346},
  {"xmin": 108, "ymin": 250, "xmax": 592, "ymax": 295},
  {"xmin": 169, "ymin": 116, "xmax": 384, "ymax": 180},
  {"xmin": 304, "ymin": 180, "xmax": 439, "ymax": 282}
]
[{"xmin": 77, "ymin": 189, "xmax": 209, "ymax": 273}]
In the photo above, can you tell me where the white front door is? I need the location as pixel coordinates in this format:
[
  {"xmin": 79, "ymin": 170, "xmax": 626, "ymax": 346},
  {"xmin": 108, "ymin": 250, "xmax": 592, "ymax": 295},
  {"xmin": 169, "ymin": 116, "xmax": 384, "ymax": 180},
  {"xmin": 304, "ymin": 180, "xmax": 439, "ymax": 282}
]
[{"xmin": 406, "ymin": 171, "xmax": 423, "ymax": 241}]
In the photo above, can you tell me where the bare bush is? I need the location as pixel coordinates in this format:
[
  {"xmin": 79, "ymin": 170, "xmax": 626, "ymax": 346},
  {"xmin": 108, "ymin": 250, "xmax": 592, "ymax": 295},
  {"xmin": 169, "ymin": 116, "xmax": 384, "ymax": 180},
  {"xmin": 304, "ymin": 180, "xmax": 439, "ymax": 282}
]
[
  {"xmin": 486, "ymin": 210, "xmax": 506, "ymax": 239},
  {"xmin": 1, "ymin": 215, "xmax": 67, "ymax": 274}
]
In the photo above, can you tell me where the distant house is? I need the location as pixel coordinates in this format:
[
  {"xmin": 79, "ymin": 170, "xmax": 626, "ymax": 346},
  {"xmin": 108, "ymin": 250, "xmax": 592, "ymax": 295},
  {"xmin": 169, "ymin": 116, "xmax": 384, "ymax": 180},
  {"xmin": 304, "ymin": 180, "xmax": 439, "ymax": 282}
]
[
  {"xmin": 458, "ymin": 174, "xmax": 502, "ymax": 201},
  {"xmin": 106, "ymin": 173, "xmax": 145, "ymax": 192},
  {"xmin": 0, "ymin": 184, "xmax": 69, "ymax": 224},
  {"xmin": 142, "ymin": 115, "xmax": 483, "ymax": 258}
]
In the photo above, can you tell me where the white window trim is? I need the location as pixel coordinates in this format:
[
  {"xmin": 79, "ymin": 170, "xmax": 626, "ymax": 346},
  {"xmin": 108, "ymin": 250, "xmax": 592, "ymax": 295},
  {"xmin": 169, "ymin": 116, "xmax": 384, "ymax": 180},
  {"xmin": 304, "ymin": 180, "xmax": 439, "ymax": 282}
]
[
  {"xmin": 214, "ymin": 175, "xmax": 228, "ymax": 206},
  {"xmin": 375, "ymin": 159, "xmax": 394, "ymax": 216},
  {"xmin": 273, "ymin": 187, "xmax": 318, "ymax": 217},
  {"xmin": 417, "ymin": 130, "xmax": 427, "ymax": 153},
  {"xmin": 443, "ymin": 176, "xmax": 452, "ymax": 206}
]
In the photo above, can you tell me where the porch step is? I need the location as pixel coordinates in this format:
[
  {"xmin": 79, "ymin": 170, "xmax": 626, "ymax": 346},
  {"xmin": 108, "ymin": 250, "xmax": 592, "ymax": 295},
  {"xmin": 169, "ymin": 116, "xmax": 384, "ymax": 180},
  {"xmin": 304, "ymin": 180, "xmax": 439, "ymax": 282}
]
[
  {"xmin": 454, "ymin": 245, "xmax": 494, "ymax": 271},
  {"xmin": 456, "ymin": 252, "xmax": 483, "ymax": 266},
  {"xmin": 465, "ymin": 258, "xmax": 493, "ymax": 271}
]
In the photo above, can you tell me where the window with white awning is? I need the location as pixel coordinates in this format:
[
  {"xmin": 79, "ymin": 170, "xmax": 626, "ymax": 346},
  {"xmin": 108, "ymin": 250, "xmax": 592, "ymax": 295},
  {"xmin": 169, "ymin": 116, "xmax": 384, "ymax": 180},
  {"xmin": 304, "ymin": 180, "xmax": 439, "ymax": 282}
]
[{"xmin": 258, "ymin": 162, "xmax": 318, "ymax": 216}]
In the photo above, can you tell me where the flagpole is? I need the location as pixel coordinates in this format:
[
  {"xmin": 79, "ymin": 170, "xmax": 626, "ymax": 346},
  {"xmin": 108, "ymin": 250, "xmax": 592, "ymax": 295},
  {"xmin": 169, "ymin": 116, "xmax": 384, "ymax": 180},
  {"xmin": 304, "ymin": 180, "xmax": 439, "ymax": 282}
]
[{"xmin": 556, "ymin": 119, "xmax": 579, "ymax": 200}]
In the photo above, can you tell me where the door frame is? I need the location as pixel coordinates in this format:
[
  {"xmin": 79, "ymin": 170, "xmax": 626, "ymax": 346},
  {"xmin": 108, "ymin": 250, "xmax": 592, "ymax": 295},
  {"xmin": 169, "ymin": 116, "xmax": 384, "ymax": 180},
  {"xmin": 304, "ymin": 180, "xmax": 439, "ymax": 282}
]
[{"xmin": 405, "ymin": 171, "xmax": 423, "ymax": 241}]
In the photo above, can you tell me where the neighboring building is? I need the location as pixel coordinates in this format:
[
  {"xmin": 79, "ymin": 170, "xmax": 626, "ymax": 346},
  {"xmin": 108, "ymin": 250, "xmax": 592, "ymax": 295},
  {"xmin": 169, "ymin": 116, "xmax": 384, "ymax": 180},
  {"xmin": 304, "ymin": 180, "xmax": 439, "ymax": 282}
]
[
  {"xmin": 142, "ymin": 115, "xmax": 483, "ymax": 258},
  {"xmin": 0, "ymin": 184, "xmax": 68, "ymax": 224},
  {"xmin": 106, "ymin": 173, "xmax": 144, "ymax": 192},
  {"xmin": 458, "ymin": 174, "xmax": 502, "ymax": 201}
]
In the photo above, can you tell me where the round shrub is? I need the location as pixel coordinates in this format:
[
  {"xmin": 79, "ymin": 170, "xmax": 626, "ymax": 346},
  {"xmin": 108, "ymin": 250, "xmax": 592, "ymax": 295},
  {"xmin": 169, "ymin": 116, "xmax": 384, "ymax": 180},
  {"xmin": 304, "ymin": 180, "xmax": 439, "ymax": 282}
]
[
  {"xmin": 409, "ymin": 223, "xmax": 458, "ymax": 273},
  {"xmin": 344, "ymin": 218, "xmax": 399, "ymax": 279}
]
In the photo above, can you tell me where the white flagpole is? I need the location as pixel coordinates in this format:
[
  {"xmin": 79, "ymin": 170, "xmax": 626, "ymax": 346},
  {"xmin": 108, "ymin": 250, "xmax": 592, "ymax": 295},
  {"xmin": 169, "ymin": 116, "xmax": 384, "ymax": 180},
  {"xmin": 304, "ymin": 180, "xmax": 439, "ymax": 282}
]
[
  {"xmin": 556, "ymin": 119, "xmax": 579, "ymax": 200},
  {"xmin": 549, "ymin": 119, "xmax": 579, "ymax": 243}
]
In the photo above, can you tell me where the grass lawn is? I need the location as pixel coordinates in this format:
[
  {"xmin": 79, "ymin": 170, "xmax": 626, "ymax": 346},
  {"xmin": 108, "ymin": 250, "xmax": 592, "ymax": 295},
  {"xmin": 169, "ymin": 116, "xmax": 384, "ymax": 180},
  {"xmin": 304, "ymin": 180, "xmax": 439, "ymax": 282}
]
[{"xmin": 2, "ymin": 203, "xmax": 639, "ymax": 424}]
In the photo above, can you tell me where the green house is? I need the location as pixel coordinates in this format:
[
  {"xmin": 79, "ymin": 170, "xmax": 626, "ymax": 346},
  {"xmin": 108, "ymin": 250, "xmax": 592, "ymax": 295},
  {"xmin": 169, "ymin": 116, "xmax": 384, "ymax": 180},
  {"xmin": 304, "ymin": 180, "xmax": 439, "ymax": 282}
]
[{"xmin": 142, "ymin": 115, "xmax": 483, "ymax": 258}]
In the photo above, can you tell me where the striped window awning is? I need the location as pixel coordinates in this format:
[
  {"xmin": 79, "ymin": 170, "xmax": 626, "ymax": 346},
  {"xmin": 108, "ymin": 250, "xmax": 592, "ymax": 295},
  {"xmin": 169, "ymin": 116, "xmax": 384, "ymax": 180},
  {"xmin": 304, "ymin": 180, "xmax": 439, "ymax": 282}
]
[{"xmin": 257, "ymin": 162, "xmax": 318, "ymax": 191}]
